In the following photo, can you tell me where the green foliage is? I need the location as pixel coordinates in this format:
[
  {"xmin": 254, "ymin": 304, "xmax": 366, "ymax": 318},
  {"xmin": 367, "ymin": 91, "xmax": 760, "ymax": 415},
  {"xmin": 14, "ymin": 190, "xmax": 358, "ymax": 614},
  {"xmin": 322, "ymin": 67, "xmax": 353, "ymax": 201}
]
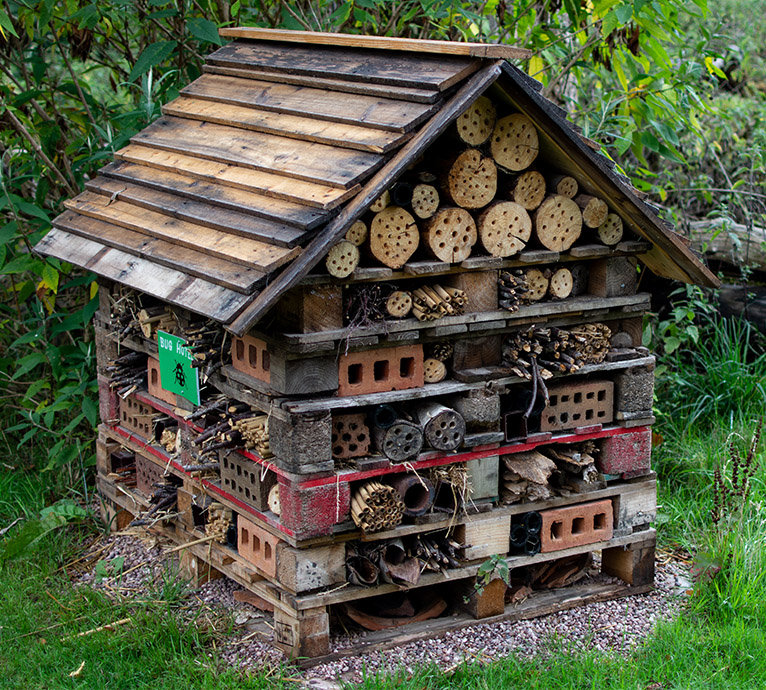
[{"xmin": 474, "ymin": 552, "xmax": 510, "ymax": 596}]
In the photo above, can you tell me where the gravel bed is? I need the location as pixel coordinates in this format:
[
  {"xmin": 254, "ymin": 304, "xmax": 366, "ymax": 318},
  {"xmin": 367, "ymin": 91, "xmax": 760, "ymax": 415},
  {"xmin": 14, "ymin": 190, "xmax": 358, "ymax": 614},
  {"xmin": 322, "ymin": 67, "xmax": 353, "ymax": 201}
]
[{"xmin": 75, "ymin": 533, "xmax": 689, "ymax": 685}]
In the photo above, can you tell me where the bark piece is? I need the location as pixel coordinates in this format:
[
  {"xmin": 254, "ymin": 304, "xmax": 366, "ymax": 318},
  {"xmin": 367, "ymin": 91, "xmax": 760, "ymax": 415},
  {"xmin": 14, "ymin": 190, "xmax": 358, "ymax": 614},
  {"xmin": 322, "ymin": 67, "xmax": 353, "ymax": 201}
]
[
  {"xmin": 422, "ymin": 207, "xmax": 477, "ymax": 263},
  {"xmin": 385, "ymin": 290, "xmax": 413, "ymax": 318},
  {"xmin": 369, "ymin": 206, "xmax": 419, "ymax": 268},
  {"xmin": 325, "ymin": 240, "xmax": 360, "ymax": 278},
  {"xmin": 442, "ymin": 149, "xmax": 497, "ymax": 209},
  {"xmin": 534, "ymin": 195, "xmax": 582, "ymax": 251},
  {"xmin": 477, "ymin": 201, "xmax": 532, "ymax": 257},
  {"xmin": 491, "ymin": 113, "xmax": 539, "ymax": 171},
  {"xmin": 547, "ymin": 267, "xmax": 573, "ymax": 299},
  {"xmin": 345, "ymin": 220, "xmax": 368, "ymax": 246},
  {"xmin": 411, "ymin": 183, "xmax": 439, "ymax": 219},
  {"xmin": 510, "ymin": 170, "xmax": 546, "ymax": 210},
  {"xmin": 575, "ymin": 194, "xmax": 609, "ymax": 228},
  {"xmin": 548, "ymin": 174, "xmax": 578, "ymax": 198},
  {"xmin": 456, "ymin": 95, "xmax": 497, "ymax": 146},
  {"xmin": 597, "ymin": 213, "xmax": 624, "ymax": 246},
  {"xmin": 503, "ymin": 451, "xmax": 556, "ymax": 485}
]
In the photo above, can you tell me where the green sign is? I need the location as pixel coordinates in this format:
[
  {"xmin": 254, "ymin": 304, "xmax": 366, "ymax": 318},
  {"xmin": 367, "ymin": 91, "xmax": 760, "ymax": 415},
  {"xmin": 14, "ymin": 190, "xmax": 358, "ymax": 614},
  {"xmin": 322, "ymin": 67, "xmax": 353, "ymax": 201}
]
[{"xmin": 157, "ymin": 330, "xmax": 200, "ymax": 406}]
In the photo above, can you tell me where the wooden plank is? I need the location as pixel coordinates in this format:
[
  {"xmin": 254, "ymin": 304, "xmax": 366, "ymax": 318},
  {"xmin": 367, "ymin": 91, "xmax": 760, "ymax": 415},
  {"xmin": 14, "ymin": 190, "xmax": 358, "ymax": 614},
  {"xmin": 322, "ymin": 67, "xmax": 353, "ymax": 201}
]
[
  {"xmin": 218, "ymin": 28, "xmax": 532, "ymax": 60},
  {"xmin": 64, "ymin": 192, "xmax": 299, "ymax": 272},
  {"xmin": 54, "ymin": 210, "xmax": 262, "ymax": 292},
  {"xmin": 181, "ymin": 74, "xmax": 435, "ymax": 134},
  {"xmin": 164, "ymin": 95, "xmax": 408, "ymax": 154},
  {"xmin": 227, "ymin": 61, "xmax": 505, "ymax": 335},
  {"xmin": 115, "ymin": 144, "xmax": 355, "ymax": 211},
  {"xmin": 132, "ymin": 116, "xmax": 382, "ymax": 190},
  {"xmin": 85, "ymin": 176, "xmax": 309, "ymax": 249},
  {"xmin": 202, "ymin": 64, "xmax": 441, "ymax": 104},
  {"xmin": 35, "ymin": 229, "xmax": 249, "ymax": 322},
  {"xmin": 207, "ymin": 40, "xmax": 482, "ymax": 91}
]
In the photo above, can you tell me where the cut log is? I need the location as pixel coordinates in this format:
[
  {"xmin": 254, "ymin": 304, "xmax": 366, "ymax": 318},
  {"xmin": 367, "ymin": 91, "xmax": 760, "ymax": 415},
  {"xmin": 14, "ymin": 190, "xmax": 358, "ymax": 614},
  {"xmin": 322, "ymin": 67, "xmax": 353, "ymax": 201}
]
[
  {"xmin": 345, "ymin": 220, "xmax": 368, "ymax": 246},
  {"xmin": 490, "ymin": 113, "xmax": 539, "ymax": 171},
  {"xmin": 534, "ymin": 195, "xmax": 582, "ymax": 251},
  {"xmin": 476, "ymin": 201, "xmax": 532, "ymax": 258},
  {"xmin": 442, "ymin": 149, "xmax": 497, "ymax": 209},
  {"xmin": 688, "ymin": 218, "xmax": 766, "ymax": 271},
  {"xmin": 369, "ymin": 206, "xmax": 419, "ymax": 269},
  {"xmin": 575, "ymin": 194, "xmax": 608, "ymax": 228},
  {"xmin": 385, "ymin": 290, "xmax": 413, "ymax": 318},
  {"xmin": 372, "ymin": 419, "xmax": 425, "ymax": 463},
  {"xmin": 411, "ymin": 183, "xmax": 440, "ymax": 219},
  {"xmin": 510, "ymin": 170, "xmax": 546, "ymax": 210},
  {"xmin": 455, "ymin": 95, "xmax": 497, "ymax": 146},
  {"xmin": 325, "ymin": 240, "xmax": 360, "ymax": 278},
  {"xmin": 417, "ymin": 402, "xmax": 466, "ymax": 451},
  {"xmin": 423, "ymin": 357, "xmax": 447, "ymax": 383},
  {"xmin": 422, "ymin": 207, "xmax": 477, "ymax": 263},
  {"xmin": 547, "ymin": 267, "xmax": 573, "ymax": 299},
  {"xmin": 267, "ymin": 484, "xmax": 280, "ymax": 515},
  {"xmin": 597, "ymin": 213, "xmax": 624, "ymax": 246},
  {"xmin": 370, "ymin": 189, "xmax": 391, "ymax": 213},
  {"xmin": 523, "ymin": 268, "xmax": 549, "ymax": 302},
  {"xmin": 548, "ymin": 174, "xmax": 578, "ymax": 198}
]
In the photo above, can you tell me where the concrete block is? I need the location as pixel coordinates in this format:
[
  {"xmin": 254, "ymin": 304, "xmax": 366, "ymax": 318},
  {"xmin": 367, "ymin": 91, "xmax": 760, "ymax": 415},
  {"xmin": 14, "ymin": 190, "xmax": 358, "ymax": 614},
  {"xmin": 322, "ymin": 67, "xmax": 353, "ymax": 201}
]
[
  {"xmin": 274, "ymin": 606, "xmax": 330, "ymax": 659},
  {"xmin": 614, "ymin": 364, "xmax": 655, "ymax": 414},
  {"xmin": 269, "ymin": 410, "xmax": 334, "ymax": 474},
  {"xmin": 597, "ymin": 428, "xmax": 652, "ymax": 477}
]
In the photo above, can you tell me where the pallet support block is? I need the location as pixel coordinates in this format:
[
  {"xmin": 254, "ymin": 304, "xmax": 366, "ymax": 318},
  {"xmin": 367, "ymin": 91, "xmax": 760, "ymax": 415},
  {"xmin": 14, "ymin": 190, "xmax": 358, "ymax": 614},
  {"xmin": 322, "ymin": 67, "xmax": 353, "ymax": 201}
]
[
  {"xmin": 179, "ymin": 550, "xmax": 223, "ymax": 587},
  {"xmin": 269, "ymin": 409, "xmax": 334, "ymax": 474},
  {"xmin": 445, "ymin": 270, "xmax": 498, "ymax": 313},
  {"xmin": 456, "ymin": 513, "xmax": 511, "ymax": 560},
  {"xmin": 452, "ymin": 335, "xmax": 502, "ymax": 370},
  {"xmin": 278, "ymin": 285, "xmax": 344, "ymax": 333},
  {"xmin": 612, "ymin": 477, "xmax": 657, "ymax": 536},
  {"xmin": 598, "ymin": 428, "xmax": 652, "ymax": 478},
  {"xmin": 338, "ymin": 344, "xmax": 424, "ymax": 396},
  {"xmin": 276, "ymin": 542, "xmax": 346, "ymax": 594},
  {"xmin": 602, "ymin": 533, "xmax": 656, "ymax": 586},
  {"xmin": 268, "ymin": 352, "xmax": 339, "ymax": 396},
  {"xmin": 99, "ymin": 493, "xmax": 134, "ymax": 533},
  {"xmin": 588, "ymin": 257, "xmax": 638, "ymax": 297},
  {"xmin": 274, "ymin": 605, "xmax": 330, "ymax": 659},
  {"xmin": 458, "ymin": 577, "xmax": 507, "ymax": 619},
  {"xmin": 277, "ymin": 478, "xmax": 351, "ymax": 540},
  {"xmin": 613, "ymin": 363, "xmax": 655, "ymax": 415}
]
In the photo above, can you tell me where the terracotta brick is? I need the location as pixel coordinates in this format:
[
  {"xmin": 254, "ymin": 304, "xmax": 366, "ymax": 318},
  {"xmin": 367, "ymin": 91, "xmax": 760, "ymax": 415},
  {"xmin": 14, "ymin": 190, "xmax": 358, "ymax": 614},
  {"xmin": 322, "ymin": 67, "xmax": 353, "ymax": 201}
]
[
  {"xmin": 541, "ymin": 380, "xmax": 614, "ymax": 432},
  {"xmin": 231, "ymin": 334, "xmax": 271, "ymax": 384},
  {"xmin": 597, "ymin": 428, "xmax": 652, "ymax": 477},
  {"xmin": 331, "ymin": 413, "xmax": 370, "ymax": 459},
  {"xmin": 146, "ymin": 356, "xmax": 177, "ymax": 406},
  {"xmin": 220, "ymin": 451, "xmax": 277, "ymax": 511},
  {"xmin": 120, "ymin": 394, "xmax": 153, "ymax": 439},
  {"xmin": 540, "ymin": 498, "xmax": 614, "ymax": 552},
  {"xmin": 237, "ymin": 514, "xmax": 281, "ymax": 577},
  {"xmin": 277, "ymin": 477, "xmax": 351, "ymax": 540},
  {"xmin": 338, "ymin": 344, "xmax": 424, "ymax": 397},
  {"xmin": 135, "ymin": 452, "xmax": 165, "ymax": 495}
]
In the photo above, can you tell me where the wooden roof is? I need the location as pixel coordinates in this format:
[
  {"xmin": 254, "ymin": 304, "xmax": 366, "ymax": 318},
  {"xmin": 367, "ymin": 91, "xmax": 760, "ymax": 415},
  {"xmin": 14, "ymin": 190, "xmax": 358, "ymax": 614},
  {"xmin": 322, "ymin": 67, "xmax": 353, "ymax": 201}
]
[{"xmin": 36, "ymin": 29, "xmax": 718, "ymax": 332}]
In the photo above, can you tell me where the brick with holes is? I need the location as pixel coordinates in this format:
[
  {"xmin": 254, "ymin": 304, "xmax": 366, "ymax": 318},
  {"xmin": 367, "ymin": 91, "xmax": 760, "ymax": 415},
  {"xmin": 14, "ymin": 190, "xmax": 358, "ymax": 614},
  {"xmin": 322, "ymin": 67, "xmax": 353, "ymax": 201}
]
[
  {"xmin": 219, "ymin": 451, "xmax": 277, "ymax": 511},
  {"xmin": 231, "ymin": 334, "xmax": 271, "ymax": 384},
  {"xmin": 331, "ymin": 413, "xmax": 371, "ymax": 459},
  {"xmin": 540, "ymin": 379, "xmax": 614, "ymax": 432},
  {"xmin": 237, "ymin": 514, "xmax": 281, "ymax": 577},
  {"xmin": 147, "ymin": 356, "xmax": 177, "ymax": 406},
  {"xmin": 338, "ymin": 344, "xmax": 424, "ymax": 396},
  {"xmin": 540, "ymin": 498, "xmax": 614, "ymax": 552},
  {"xmin": 120, "ymin": 394, "xmax": 154, "ymax": 439},
  {"xmin": 135, "ymin": 452, "xmax": 165, "ymax": 495}
]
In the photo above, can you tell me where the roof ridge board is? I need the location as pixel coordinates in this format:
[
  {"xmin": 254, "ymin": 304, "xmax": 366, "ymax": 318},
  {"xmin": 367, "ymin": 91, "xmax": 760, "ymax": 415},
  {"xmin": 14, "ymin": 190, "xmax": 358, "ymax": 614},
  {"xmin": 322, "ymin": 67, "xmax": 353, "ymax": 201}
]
[
  {"xmin": 99, "ymin": 160, "xmax": 325, "ymax": 235},
  {"xmin": 201, "ymin": 64, "xmax": 442, "ymax": 105},
  {"xmin": 84, "ymin": 175, "xmax": 311, "ymax": 250},
  {"xmin": 162, "ymin": 95, "xmax": 411, "ymax": 155},
  {"xmin": 497, "ymin": 62, "xmax": 719, "ymax": 288},
  {"xmin": 217, "ymin": 27, "xmax": 532, "ymax": 61},
  {"xmin": 227, "ymin": 59, "xmax": 506, "ymax": 336}
]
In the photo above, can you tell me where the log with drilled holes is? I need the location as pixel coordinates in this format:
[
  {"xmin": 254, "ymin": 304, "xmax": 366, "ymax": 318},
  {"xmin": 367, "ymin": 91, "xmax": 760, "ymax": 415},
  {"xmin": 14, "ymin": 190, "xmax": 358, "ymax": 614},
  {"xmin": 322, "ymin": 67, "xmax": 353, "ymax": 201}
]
[
  {"xmin": 267, "ymin": 484, "xmax": 280, "ymax": 516},
  {"xmin": 476, "ymin": 201, "xmax": 532, "ymax": 257},
  {"xmin": 523, "ymin": 268, "xmax": 549, "ymax": 302},
  {"xmin": 597, "ymin": 213, "xmax": 624, "ymax": 246},
  {"xmin": 417, "ymin": 402, "xmax": 466, "ymax": 451},
  {"xmin": 421, "ymin": 207, "xmax": 477, "ymax": 263},
  {"xmin": 325, "ymin": 240, "xmax": 360, "ymax": 278},
  {"xmin": 510, "ymin": 170, "xmax": 547, "ymax": 210},
  {"xmin": 455, "ymin": 95, "xmax": 497, "ymax": 146},
  {"xmin": 442, "ymin": 149, "xmax": 497, "ymax": 209},
  {"xmin": 548, "ymin": 174, "xmax": 578, "ymax": 198},
  {"xmin": 345, "ymin": 220, "xmax": 368, "ymax": 246},
  {"xmin": 423, "ymin": 357, "xmax": 448, "ymax": 383},
  {"xmin": 491, "ymin": 113, "xmax": 539, "ymax": 171},
  {"xmin": 411, "ymin": 183, "xmax": 440, "ymax": 219},
  {"xmin": 547, "ymin": 267, "xmax": 573, "ymax": 299},
  {"xmin": 370, "ymin": 189, "xmax": 391, "ymax": 213},
  {"xmin": 385, "ymin": 290, "xmax": 413, "ymax": 318},
  {"xmin": 369, "ymin": 206, "xmax": 420, "ymax": 269},
  {"xmin": 534, "ymin": 195, "xmax": 583, "ymax": 251},
  {"xmin": 575, "ymin": 194, "xmax": 609, "ymax": 229},
  {"xmin": 372, "ymin": 418, "xmax": 425, "ymax": 462}
]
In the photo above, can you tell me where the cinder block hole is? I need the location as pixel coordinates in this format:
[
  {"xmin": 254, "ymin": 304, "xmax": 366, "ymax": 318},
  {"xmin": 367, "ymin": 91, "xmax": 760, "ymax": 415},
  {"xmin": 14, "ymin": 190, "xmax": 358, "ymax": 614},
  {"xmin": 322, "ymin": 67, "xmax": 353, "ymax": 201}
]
[
  {"xmin": 223, "ymin": 457, "xmax": 230, "ymax": 470},
  {"xmin": 347, "ymin": 363, "xmax": 363, "ymax": 385},
  {"xmin": 241, "ymin": 528, "xmax": 250, "ymax": 546},
  {"xmin": 349, "ymin": 443, "xmax": 357, "ymax": 452},
  {"xmin": 399, "ymin": 357, "xmax": 415, "ymax": 379},
  {"xmin": 572, "ymin": 517, "xmax": 585, "ymax": 534},
  {"xmin": 373, "ymin": 359, "xmax": 390, "ymax": 381},
  {"xmin": 551, "ymin": 521, "xmax": 563, "ymax": 540},
  {"xmin": 574, "ymin": 392, "xmax": 582, "ymax": 403},
  {"xmin": 548, "ymin": 416, "xmax": 557, "ymax": 425},
  {"xmin": 151, "ymin": 369, "xmax": 159, "ymax": 385},
  {"xmin": 586, "ymin": 391, "xmax": 595, "ymax": 400},
  {"xmin": 561, "ymin": 394, "xmax": 570, "ymax": 403},
  {"xmin": 573, "ymin": 413, "xmax": 581, "ymax": 421},
  {"xmin": 253, "ymin": 535, "xmax": 261, "ymax": 552},
  {"xmin": 586, "ymin": 409, "xmax": 594, "ymax": 420},
  {"xmin": 236, "ymin": 464, "xmax": 242, "ymax": 476},
  {"xmin": 597, "ymin": 389, "xmax": 606, "ymax": 401},
  {"xmin": 594, "ymin": 512, "xmax": 606, "ymax": 530},
  {"xmin": 264, "ymin": 542, "xmax": 273, "ymax": 560},
  {"xmin": 249, "ymin": 472, "xmax": 255, "ymax": 483},
  {"xmin": 245, "ymin": 487, "xmax": 251, "ymax": 499},
  {"xmin": 262, "ymin": 351, "xmax": 270, "ymax": 372},
  {"xmin": 333, "ymin": 445, "xmax": 343, "ymax": 455},
  {"xmin": 559, "ymin": 412, "xmax": 569, "ymax": 423},
  {"xmin": 235, "ymin": 340, "xmax": 244, "ymax": 361},
  {"xmin": 550, "ymin": 395, "xmax": 558, "ymax": 406},
  {"xmin": 248, "ymin": 344, "xmax": 258, "ymax": 369},
  {"xmin": 597, "ymin": 410, "xmax": 605, "ymax": 418}
]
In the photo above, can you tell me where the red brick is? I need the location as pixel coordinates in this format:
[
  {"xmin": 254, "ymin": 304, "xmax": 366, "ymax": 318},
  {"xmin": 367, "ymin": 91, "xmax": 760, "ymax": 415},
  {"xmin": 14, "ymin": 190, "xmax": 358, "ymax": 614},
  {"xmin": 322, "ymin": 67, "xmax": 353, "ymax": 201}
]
[
  {"xmin": 147, "ymin": 356, "xmax": 177, "ymax": 406},
  {"xmin": 277, "ymin": 478, "xmax": 351, "ymax": 540},
  {"xmin": 597, "ymin": 428, "xmax": 652, "ymax": 477},
  {"xmin": 237, "ymin": 515, "xmax": 281, "ymax": 577},
  {"xmin": 331, "ymin": 413, "xmax": 370, "ymax": 459},
  {"xmin": 541, "ymin": 380, "xmax": 614, "ymax": 432},
  {"xmin": 231, "ymin": 334, "xmax": 271, "ymax": 384},
  {"xmin": 338, "ymin": 344, "xmax": 424, "ymax": 397},
  {"xmin": 120, "ymin": 394, "xmax": 153, "ymax": 439},
  {"xmin": 540, "ymin": 498, "xmax": 614, "ymax": 552}
]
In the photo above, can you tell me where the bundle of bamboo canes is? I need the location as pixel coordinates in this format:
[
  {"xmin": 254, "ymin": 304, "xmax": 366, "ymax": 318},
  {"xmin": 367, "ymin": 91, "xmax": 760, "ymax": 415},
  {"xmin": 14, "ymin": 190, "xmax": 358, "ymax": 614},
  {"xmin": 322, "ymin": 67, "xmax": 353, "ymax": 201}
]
[
  {"xmin": 411, "ymin": 284, "xmax": 467, "ymax": 321},
  {"xmin": 351, "ymin": 481, "xmax": 405, "ymax": 533}
]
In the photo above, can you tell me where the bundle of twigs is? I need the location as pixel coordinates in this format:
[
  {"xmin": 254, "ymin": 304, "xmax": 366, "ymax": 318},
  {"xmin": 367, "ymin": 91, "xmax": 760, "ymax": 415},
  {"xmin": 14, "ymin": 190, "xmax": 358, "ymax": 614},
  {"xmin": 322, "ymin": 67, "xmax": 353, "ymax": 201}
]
[
  {"xmin": 191, "ymin": 401, "xmax": 253, "ymax": 456},
  {"xmin": 138, "ymin": 306, "xmax": 176, "ymax": 339},
  {"xmin": 185, "ymin": 320, "xmax": 228, "ymax": 381},
  {"xmin": 351, "ymin": 481, "xmax": 405, "ymax": 533},
  {"xmin": 412, "ymin": 532, "xmax": 463, "ymax": 571},
  {"xmin": 106, "ymin": 351, "xmax": 147, "ymax": 397},
  {"xmin": 205, "ymin": 502, "xmax": 232, "ymax": 544},
  {"xmin": 344, "ymin": 283, "xmax": 398, "ymax": 328},
  {"xmin": 498, "ymin": 269, "xmax": 530, "ymax": 312},
  {"xmin": 231, "ymin": 414, "xmax": 273, "ymax": 459},
  {"xmin": 411, "ymin": 284, "xmax": 466, "ymax": 321},
  {"xmin": 107, "ymin": 286, "xmax": 141, "ymax": 340},
  {"xmin": 130, "ymin": 480, "xmax": 177, "ymax": 526}
]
